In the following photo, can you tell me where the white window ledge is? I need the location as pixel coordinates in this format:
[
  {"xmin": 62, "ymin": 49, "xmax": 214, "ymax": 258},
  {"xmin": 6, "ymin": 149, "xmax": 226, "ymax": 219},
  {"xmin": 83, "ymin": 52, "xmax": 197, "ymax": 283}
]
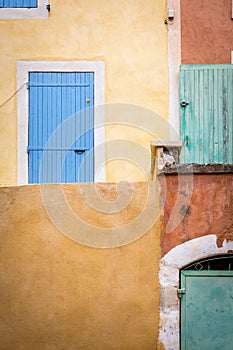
[{"xmin": 0, "ymin": 0, "xmax": 48, "ymax": 19}]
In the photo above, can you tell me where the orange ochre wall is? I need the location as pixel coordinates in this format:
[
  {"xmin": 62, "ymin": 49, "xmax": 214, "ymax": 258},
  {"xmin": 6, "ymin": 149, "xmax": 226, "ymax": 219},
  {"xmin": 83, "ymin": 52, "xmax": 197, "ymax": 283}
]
[
  {"xmin": 0, "ymin": 183, "xmax": 161, "ymax": 350},
  {"xmin": 0, "ymin": 173, "xmax": 232, "ymax": 349},
  {"xmin": 181, "ymin": 0, "xmax": 233, "ymax": 63}
]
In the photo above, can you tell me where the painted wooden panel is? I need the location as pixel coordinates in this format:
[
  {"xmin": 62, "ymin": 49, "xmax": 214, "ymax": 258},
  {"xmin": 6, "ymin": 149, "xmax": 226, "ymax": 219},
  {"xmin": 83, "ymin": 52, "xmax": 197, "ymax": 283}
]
[
  {"xmin": 28, "ymin": 72, "xmax": 94, "ymax": 183},
  {"xmin": 181, "ymin": 270, "xmax": 233, "ymax": 350},
  {"xmin": 180, "ymin": 65, "xmax": 233, "ymax": 164},
  {"xmin": 0, "ymin": 0, "xmax": 37, "ymax": 7}
]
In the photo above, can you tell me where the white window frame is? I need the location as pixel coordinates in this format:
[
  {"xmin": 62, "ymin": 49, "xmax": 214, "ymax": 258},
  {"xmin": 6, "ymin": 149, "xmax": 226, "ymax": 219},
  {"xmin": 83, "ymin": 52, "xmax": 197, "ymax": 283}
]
[
  {"xmin": 0, "ymin": 0, "xmax": 48, "ymax": 19},
  {"xmin": 167, "ymin": 0, "xmax": 181, "ymax": 141},
  {"xmin": 17, "ymin": 60, "xmax": 106, "ymax": 184}
]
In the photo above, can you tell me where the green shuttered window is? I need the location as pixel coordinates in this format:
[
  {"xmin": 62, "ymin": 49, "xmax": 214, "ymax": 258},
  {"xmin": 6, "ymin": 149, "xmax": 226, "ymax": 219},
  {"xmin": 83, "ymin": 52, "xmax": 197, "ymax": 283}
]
[{"xmin": 180, "ymin": 64, "xmax": 233, "ymax": 164}]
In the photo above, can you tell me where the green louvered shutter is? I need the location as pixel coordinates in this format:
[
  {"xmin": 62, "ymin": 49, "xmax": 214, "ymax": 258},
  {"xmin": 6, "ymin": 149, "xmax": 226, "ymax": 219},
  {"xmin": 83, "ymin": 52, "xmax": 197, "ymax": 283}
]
[{"xmin": 180, "ymin": 65, "xmax": 233, "ymax": 164}]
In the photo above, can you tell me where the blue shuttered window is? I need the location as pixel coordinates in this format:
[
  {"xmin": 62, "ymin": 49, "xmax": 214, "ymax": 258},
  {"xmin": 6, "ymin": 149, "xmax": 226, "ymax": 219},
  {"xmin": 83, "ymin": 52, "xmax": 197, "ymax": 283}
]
[
  {"xmin": 0, "ymin": 0, "xmax": 37, "ymax": 8},
  {"xmin": 180, "ymin": 64, "xmax": 233, "ymax": 164},
  {"xmin": 28, "ymin": 72, "xmax": 94, "ymax": 184}
]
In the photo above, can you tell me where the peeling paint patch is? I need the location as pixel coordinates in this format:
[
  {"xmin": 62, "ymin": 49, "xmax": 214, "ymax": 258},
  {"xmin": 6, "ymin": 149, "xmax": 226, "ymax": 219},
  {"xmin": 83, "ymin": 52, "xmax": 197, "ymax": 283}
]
[{"xmin": 216, "ymin": 236, "xmax": 224, "ymax": 248}]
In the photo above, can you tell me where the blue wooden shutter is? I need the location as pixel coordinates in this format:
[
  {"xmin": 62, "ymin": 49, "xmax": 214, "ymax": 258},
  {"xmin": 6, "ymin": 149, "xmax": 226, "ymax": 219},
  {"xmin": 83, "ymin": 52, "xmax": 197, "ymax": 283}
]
[
  {"xmin": 180, "ymin": 64, "xmax": 233, "ymax": 164},
  {"xmin": 0, "ymin": 0, "xmax": 37, "ymax": 7},
  {"xmin": 28, "ymin": 72, "xmax": 94, "ymax": 183}
]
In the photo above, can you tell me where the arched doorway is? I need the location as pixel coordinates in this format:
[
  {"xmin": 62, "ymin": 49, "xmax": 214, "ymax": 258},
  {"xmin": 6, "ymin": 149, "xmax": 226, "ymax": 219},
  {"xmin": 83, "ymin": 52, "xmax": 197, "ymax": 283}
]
[
  {"xmin": 159, "ymin": 235, "xmax": 233, "ymax": 349},
  {"xmin": 180, "ymin": 255, "xmax": 233, "ymax": 349}
]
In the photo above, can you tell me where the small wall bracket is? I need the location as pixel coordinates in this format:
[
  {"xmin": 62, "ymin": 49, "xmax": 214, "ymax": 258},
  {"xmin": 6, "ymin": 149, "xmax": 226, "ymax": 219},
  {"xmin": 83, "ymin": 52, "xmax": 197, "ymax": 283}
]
[
  {"xmin": 150, "ymin": 140, "xmax": 182, "ymax": 180},
  {"xmin": 168, "ymin": 9, "xmax": 175, "ymax": 20}
]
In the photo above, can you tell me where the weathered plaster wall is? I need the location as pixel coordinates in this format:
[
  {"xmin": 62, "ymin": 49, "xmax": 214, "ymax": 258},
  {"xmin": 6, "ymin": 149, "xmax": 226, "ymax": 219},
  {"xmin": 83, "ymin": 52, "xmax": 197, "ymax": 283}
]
[
  {"xmin": 158, "ymin": 167, "xmax": 233, "ymax": 349},
  {"xmin": 181, "ymin": 0, "xmax": 233, "ymax": 63},
  {"xmin": 1, "ymin": 172, "xmax": 232, "ymax": 348},
  {"xmin": 0, "ymin": 0, "xmax": 169, "ymax": 184},
  {"xmin": 0, "ymin": 183, "xmax": 161, "ymax": 349},
  {"xmin": 159, "ymin": 171, "xmax": 233, "ymax": 256}
]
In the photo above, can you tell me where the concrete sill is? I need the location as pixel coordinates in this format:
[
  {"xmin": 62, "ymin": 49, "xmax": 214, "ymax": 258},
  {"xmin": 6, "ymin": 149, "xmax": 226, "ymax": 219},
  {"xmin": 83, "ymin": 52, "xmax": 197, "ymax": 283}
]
[{"xmin": 158, "ymin": 163, "xmax": 233, "ymax": 175}]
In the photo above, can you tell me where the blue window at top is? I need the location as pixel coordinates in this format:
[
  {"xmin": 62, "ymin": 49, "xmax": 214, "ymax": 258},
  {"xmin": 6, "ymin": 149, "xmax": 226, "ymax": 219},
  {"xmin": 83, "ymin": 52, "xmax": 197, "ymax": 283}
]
[{"xmin": 0, "ymin": 0, "xmax": 37, "ymax": 8}]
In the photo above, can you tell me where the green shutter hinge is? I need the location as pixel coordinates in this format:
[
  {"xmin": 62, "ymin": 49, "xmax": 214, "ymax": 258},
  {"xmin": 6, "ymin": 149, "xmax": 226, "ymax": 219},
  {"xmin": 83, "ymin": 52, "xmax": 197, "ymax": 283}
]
[
  {"xmin": 177, "ymin": 288, "xmax": 185, "ymax": 298},
  {"xmin": 184, "ymin": 135, "xmax": 190, "ymax": 147}
]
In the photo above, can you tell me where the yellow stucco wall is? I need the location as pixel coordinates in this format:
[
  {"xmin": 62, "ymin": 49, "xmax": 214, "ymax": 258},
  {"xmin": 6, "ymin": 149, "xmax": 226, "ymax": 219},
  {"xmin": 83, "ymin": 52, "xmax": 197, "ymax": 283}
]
[
  {"xmin": 0, "ymin": 0, "xmax": 168, "ymax": 184},
  {"xmin": 0, "ymin": 183, "xmax": 161, "ymax": 349}
]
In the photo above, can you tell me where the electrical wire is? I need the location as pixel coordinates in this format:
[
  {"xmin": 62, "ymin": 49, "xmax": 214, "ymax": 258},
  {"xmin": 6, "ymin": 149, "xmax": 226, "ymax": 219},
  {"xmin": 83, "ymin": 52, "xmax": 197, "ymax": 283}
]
[{"xmin": 0, "ymin": 82, "xmax": 27, "ymax": 109}]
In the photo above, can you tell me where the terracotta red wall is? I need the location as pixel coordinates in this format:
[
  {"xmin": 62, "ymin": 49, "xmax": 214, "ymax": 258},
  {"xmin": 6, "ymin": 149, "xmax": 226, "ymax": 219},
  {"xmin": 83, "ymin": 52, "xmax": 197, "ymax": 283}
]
[
  {"xmin": 159, "ymin": 171, "xmax": 233, "ymax": 256},
  {"xmin": 181, "ymin": 0, "xmax": 233, "ymax": 63}
]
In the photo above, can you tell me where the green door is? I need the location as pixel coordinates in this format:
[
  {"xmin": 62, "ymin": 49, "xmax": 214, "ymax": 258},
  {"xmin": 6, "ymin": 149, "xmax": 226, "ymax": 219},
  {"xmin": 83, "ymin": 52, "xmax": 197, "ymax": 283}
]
[
  {"xmin": 180, "ymin": 268, "xmax": 233, "ymax": 349},
  {"xmin": 180, "ymin": 64, "xmax": 233, "ymax": 164}
]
